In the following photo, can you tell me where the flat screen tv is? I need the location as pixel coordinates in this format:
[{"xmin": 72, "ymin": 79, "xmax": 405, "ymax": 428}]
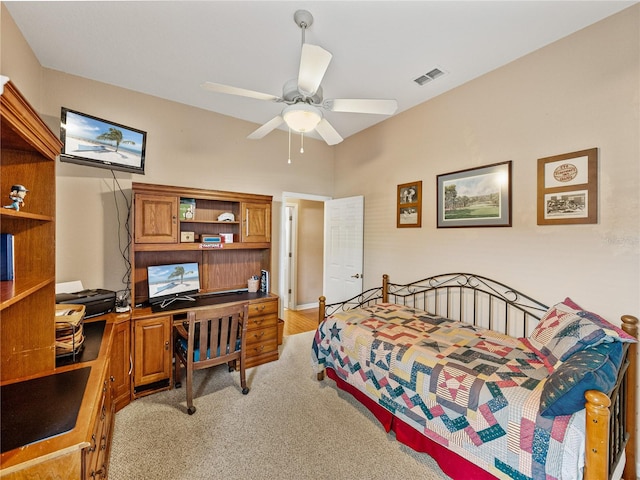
[
  {"xmin": 147, "ymin": 262, "xmax": 200, "ymax": 308},
  {"xmin": 60, "ymin": 107, "xmax": 146, "ymax": 174}
]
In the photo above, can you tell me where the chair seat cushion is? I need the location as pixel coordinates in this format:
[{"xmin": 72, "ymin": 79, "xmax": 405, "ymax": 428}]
[{"xmin": 176, "ymin": 336, "xmax": 241, "ymax": 362}]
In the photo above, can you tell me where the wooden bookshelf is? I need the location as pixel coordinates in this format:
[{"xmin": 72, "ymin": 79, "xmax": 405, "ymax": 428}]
[{"xmin": 0, "ymin": 80, "xmax": 62, "ymax": 381}]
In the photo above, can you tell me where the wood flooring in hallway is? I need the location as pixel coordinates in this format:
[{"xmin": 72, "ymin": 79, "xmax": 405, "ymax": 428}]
[{"xmin": 282, "ymin": 307, "xmax": 318, "ymax": 336}]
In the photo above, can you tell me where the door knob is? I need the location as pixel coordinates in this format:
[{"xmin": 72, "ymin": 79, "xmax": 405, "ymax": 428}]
[{"xmin": 351, "ymin": 273, "xmax": 361, "ymax": 279}]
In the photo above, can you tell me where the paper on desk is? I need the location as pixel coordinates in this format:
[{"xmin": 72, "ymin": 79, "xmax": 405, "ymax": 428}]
[{"xmin": 55, "ymin": 280, "xmax": 84, "ymax": 294}]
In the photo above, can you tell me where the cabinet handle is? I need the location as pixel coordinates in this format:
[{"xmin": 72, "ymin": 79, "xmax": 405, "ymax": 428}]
[
  {"xmin": 253, "ymin": 332, "xmax": 265, "ymax": 339},
  {"xmin": 245, "ymin": 209, "xmax": 249, "ymax": 236},
  {"xmin": 172, "ymin": 214, "xmax": 177, "ymax": 224},
  {"xmin": 90, "ymin": 466, "xmax": 105, "ymax": 479},
  {"xmin": 110, "ymin": 375, "xmax": 115, "ymax": 382},
  {"xmin": 128, "ymin": 354, "xmax": 133, "ymax": 375},
  {"xmin": 89, "ymin": 434, "xmax": 97, "ymax": 452},
  {"xmin": 165, "ymin": 340, "xmax": 170, "ymax": 351}
]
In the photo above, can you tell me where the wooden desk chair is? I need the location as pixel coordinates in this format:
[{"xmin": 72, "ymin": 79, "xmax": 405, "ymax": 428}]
[{"xmin": 174, "ymin": 302, "xmax": 250, "ymax": 414}]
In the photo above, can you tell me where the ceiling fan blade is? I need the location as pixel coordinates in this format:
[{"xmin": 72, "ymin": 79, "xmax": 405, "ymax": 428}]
[
  {"xmin": 201, "ymin": 82, "xmax": 281, "ymax": 102},
  {"xmin": 324, "ymin": 98, "xmax": 398, "ymax": 115},
  {"xmin": 315, "ymin": 118, "xmax": 343, "ymax": 145},
  {"xmin": 297, "ymin": 43, "xmax": 332, "ymax": 97},
  {"xmin": 247, "ymin": 116, "xmax": 284, "ymax": 140}
]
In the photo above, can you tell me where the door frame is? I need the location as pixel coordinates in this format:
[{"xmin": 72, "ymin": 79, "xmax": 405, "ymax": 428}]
[
  {"xmin": 284, "ymin": 202, "xmax": 298, "ymax": 310},
  {"xmin": 279, "ymin": 192, "xmax": 331, "ymax": 319}
]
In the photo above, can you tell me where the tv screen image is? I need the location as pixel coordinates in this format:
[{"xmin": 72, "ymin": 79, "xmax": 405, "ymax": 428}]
[
  {"xmin": 60, "ymin": 108, "xmax": 146, "ymax": 174},
  {"xmin": 147, "ymin": 262, "xmax": 200, "ymax": 307}
]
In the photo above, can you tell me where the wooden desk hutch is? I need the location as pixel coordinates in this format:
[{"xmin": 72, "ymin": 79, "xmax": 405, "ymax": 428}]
[{"xmin": 130, "ymin": 182, "xmax": 279, "ymax": 397}]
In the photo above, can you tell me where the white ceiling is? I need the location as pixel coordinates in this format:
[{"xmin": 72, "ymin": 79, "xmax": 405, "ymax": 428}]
[{"xmin": 4, "ymin": 1, "xmax": 636, "ymax": 142}]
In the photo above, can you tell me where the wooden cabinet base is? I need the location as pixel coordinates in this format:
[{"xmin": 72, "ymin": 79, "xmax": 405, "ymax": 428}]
[{"xmin": 1, "ymin": 449, "xmax": 82, "ymax": 480}]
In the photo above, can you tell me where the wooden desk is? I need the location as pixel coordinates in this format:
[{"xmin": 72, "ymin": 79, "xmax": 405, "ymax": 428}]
[
  {"xmin": 0, "ymin": 318, "xmax": 115, "ymax": 479},
  {"xmin": 131, "ymin": 292, "xmax": 279, "ymax": 398}
]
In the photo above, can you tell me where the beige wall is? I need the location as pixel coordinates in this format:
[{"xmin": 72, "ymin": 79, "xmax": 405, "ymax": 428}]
[
  {"xmin": 1, "ymin": 4, "xmax": 336, "ymax": 297},
  {"xmin": 0, "ymin": 4, "xmax": 41, "ymax": 109},
  {"xmin": 295, "ymin": 199, "xmax": 324, "ymax": 306},
  {"xmin": 335, "ymin": 5, "xmax": 639, "ymax": 325},
  {"xmin": 43, "ymin": 69, "xmax": 337, "ymax": 296},
  {"xmin": 2, "ymin": 0, "xmax": 636, "ymax": 327}
]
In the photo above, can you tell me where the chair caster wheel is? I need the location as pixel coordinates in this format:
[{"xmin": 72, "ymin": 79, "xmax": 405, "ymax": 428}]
[
  {"xmin": 175, "ymin": 382, "xmax": 182, "ymax": 389},
  {"xmin": 228, "ymin": 366, "xmax": 234, "ymax": 372},
  {"xmin": 242, "ymin": 387, "xmax": 250, "ymax": 395},
  {"xmin": 187, "ymin": 406, "xmax": 196, "ymax": 415}
]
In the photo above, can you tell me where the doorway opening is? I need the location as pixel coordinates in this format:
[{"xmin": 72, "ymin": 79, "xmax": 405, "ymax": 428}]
[{"xmin": 279, "ymin": 192, "xmax": 330, "ymax": 320}]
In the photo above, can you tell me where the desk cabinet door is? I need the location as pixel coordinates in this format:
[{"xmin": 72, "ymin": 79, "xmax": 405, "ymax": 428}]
[
  {"xmin": 110, "ymin": 318, "xmax": 131, "ymax": 412},
  {"xmin": 84, "ymin": 360, "xmax": 114, "ymax": 480},
  {"xmin": 134, "ymin": 194, "xmax": 178, "ymax": 243},
  {"xmin": 133, "ymin": 316, "xmax": 172, "ymax": 389},
  {"xmin": 241, "ymin": 202, "xmax": 271, "ymax": 243}
]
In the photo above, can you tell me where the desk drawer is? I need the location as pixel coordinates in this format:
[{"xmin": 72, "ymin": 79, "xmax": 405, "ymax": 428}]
[
  {"xmin": 248, "ymin": 299, "xmax": 278, "ymax": 318},
  {"xmin": 245, "ymin": 336, "xmax": 278, "ymax": 358},
  {"xmin": 246, "ymin": 313, "xmax": 278, "ymax": 331},
  {"xmin": 246, "ymin": 324, "xmax": 278, "ymax": 345}
]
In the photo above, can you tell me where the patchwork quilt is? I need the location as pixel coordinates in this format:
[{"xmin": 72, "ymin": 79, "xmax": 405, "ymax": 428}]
[{"xmin": 311, "ymin": 304, "xmax": 586, "ymax": 480}]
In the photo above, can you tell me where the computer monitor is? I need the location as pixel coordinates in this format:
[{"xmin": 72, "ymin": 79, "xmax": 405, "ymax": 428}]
[{"xmin": 147, "ymin": 262, "xmax": 200, "ymax": 308}]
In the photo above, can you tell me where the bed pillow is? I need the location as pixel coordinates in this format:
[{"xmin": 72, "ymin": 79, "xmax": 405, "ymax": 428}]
[
  {"xmin": 521, "ymin": 298, "xmax": 634, "ymax": 371},
  {"xmin": 520, "ymin": 299, "xmax": 586, "ymax": 370},
  {"xmin": 539, "ymin": 340, "xmax": 624, "ymax": 417},
  {"xmin": 562, "ymin": 297, "xmax": 636, "ymax": 343}
]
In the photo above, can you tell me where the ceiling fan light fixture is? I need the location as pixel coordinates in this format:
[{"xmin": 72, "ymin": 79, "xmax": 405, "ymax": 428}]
[{"xmin": 282, "ymin": 103, "xmax": 322, "ymax": 133}]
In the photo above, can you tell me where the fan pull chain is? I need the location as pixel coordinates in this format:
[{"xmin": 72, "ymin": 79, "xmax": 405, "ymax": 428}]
[
  {"xmin": 288, "ymin": 127, "xmax": 292, "ymax": 164},
  {"xmin": 300, "ymin": 132, "xmax": 304, "ymax": 153}
]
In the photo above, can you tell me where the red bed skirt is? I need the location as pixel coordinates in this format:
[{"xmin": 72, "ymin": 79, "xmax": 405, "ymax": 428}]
[{"xmin": 326, "ymin": 367, "xmax": 499, "ymax": 480}]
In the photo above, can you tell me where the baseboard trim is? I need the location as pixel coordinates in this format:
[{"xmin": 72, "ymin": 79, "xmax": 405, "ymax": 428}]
[{"xmin": 293, "ymin": 302, "xmax": 318, "ymax": 311}]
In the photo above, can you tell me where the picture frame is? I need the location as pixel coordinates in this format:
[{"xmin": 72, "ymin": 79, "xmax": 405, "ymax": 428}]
[
  {"xmin": 537, "ymin": 148, "xmax": 597, "ymax": 225},
  {"xmin": 397, "ymin": 181, "xmax": 422, "ymax": 228},
  {"xmin": 437, "ymin": 161, "xmax": 512, "ymax": 228}
]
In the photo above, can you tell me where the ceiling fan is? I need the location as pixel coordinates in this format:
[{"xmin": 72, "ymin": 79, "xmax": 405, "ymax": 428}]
[{"xmin": 201, "ymin": 9, "xmax": 398, "ymax": 146}]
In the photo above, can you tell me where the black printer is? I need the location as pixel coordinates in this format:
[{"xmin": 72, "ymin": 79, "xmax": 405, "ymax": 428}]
[{"xmin": 55, "ymin": 289, "xmax": 116, "ymax": 318}]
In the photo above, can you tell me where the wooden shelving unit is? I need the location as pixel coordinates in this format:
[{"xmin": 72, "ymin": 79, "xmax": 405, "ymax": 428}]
[
  {"xmin": 0, "ymin": 80, "xmax": 62, "ymax": 382},
  {"xmin": 131, "ymin": 182, "xmax": 273, "ymax": 305}
]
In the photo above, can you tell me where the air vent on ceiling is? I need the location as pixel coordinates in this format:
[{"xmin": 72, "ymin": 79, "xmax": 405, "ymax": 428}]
[{"xmin": 414, "ymin": 68, "xmax": 446, "ymax": 86}]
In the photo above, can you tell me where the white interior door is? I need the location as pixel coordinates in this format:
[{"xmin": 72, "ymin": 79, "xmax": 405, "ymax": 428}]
[{"xmin": 323, "ymin": 196, "xmax": 364, "ymax": 305}]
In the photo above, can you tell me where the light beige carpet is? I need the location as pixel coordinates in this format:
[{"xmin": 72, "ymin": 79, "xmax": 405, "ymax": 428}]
[{"xmin": 109, "ymin": 331, "xmax": 452, "ymax": 480}]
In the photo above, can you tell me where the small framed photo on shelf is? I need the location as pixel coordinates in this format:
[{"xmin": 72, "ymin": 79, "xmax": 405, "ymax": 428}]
[
  {"xmin": 437, "ymin": 161, "xmax": 512, "ymax": 228},
  {"xmin": 397, "ymin": 181, "xmax": 422, "ymax": 228},
  {"xmin": 537, "ymin": 148, "xmax": 597, "ymax": 225}
]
